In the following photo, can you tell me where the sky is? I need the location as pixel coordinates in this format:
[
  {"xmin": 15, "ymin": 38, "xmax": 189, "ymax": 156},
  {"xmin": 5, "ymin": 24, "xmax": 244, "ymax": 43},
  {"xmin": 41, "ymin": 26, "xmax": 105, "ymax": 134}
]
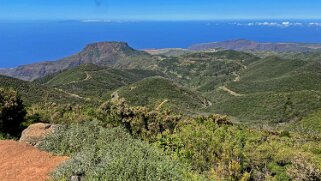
[{"xmin": 1, "ymin": 0, "xmax": 321, "ymax": 21}]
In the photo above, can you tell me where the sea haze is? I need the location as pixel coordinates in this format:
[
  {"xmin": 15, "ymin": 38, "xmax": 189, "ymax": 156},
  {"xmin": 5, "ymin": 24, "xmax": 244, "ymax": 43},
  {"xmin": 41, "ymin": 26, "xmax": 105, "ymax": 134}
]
[{"xmin": 1, "ymin": 20, "xmax": 321, "ymax": 68}]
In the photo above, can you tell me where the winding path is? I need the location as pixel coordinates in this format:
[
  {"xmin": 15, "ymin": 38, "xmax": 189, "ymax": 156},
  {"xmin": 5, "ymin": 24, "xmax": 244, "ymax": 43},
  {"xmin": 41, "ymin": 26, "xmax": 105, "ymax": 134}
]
[{"xmin": 219, "ymin": 86, "xmax": 243, "ymax": 97}]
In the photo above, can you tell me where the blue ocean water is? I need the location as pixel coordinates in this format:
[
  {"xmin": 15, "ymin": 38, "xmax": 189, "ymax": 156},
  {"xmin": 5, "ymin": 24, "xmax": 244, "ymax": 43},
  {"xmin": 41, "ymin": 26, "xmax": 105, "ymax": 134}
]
[{"xmin": 1, "ymin": 20, "xmax": 321, "ymax": 68}]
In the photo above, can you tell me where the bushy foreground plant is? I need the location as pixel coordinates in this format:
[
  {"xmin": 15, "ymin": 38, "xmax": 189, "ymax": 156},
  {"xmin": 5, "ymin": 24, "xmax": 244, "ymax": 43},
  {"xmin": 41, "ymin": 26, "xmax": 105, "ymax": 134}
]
[
  {"xmin": 0, "ymin": 88, "xmax": 26, "ymax": 136},
  {"xmin": 38, "ymin": 121, "xmax": 195, "ymax": 181},
  {"xmin": 31, "ymin": 96, "xmax": 321, "ymax": 180},
  {"xmin": 95, "ymin": 98, "xmax": 321, "ymax": 180},
  {"xmin": 27, "ymin": 102, "xmax": 95, "ymax": 124},
  {"xmin": 99, "ymin": 98, "xmax": 182, "ymax": 141},
  {"xmin": 156, "ymin": 115, "xmax": 321, "ymax": 180}
]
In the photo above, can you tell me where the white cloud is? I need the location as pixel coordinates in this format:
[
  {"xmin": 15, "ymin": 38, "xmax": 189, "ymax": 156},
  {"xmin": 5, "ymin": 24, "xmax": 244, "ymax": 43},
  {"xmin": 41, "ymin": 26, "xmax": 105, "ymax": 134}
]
[
  {"xmin": 309, "ymin": 22, "xmax": 321, "ymax": 27},
  {"xmin": 232, "ymin": 21, "xmax": 310, "ymax": 28}
]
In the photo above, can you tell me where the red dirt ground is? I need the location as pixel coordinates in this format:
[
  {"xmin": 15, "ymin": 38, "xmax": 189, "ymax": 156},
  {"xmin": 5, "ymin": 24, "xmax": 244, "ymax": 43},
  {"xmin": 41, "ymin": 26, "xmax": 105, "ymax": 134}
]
[{"xmin": 0, "ymin": 140, "xmax": 68, "ymax": 181}]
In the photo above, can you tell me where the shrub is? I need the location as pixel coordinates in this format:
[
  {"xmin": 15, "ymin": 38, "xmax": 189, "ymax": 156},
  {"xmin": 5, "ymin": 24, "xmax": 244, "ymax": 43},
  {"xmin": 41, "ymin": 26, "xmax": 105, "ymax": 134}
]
[
  {"xmin": 38, "ymin": 121, "xmax": 192, "ymax": 181},
  {"xmin": 156, "ymin": 114, "xmax": 321, "ymax": 180},
  {"xmin": 0, "ymin": 88, "xmax": 26, "ymax": 136},
  {"xmin": 99, "ymin": 98, "xmax": 181, "ymax": 141},
  {"xmin": 287, "ymin": 155, "xmax": 321, "ymax": 180},
  {"xmin": 27, "ymin": 103, "xmax": 95, "ymax": 124}
]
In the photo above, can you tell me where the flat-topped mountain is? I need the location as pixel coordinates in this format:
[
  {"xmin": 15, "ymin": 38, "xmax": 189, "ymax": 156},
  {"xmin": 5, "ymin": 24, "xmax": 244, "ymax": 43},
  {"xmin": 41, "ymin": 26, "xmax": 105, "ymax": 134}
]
[
  {"xmin": 189, "ymin": 39, "xmax": 321, "ymax": 52},
  {"xmin": 0, "ymin": 42, "xmax": 155, "ymax": 81}
]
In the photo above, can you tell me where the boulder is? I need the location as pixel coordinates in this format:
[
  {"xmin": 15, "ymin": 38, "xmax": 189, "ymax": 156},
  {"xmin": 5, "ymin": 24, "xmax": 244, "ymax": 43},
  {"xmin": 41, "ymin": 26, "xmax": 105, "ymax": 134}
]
[{"xmin": 19, "ymin": 123, "xmax": 59, "ymax": 146}]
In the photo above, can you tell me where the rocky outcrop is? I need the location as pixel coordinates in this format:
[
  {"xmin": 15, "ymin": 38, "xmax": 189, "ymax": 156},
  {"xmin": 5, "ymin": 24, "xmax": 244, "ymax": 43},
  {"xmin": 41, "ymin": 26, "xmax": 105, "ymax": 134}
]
[{"xmin": 19, "ymin": 123, "xmax": 59, "ymax": 146}]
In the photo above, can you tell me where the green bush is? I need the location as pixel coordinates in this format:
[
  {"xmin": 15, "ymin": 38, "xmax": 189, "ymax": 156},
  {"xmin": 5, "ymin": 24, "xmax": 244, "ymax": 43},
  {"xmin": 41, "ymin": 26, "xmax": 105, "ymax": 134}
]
[
  {"xmin": 99, "ymin": 98, "xmax": 181, "ymax": 141},
  {"xmin": 38, "ymin": 121, "xmax": 192, "ymax": 181},
  {"xmin": 0, "ymin": 88, "xmax": 26, "ymax": 136},
  {"xmin": 156, "ymin": 115, "xmax": 321, "ymax": 180}
]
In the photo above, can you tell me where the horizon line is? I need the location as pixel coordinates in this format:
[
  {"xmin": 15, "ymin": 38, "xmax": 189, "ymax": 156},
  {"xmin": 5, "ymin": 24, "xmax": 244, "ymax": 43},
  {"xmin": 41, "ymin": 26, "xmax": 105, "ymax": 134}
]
[{"xmin": 2, "ymin": 18, "xmax": 321, "ymax": 22}]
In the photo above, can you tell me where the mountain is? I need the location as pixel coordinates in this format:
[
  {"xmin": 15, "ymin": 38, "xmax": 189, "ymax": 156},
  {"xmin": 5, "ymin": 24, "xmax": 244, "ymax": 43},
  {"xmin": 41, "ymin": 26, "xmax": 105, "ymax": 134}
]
[
  {"xmin": 0, "ymin": 42, "xmax": 157, "ymax": 81},
  {"xmin": 189, "ymin": 39, "xmax": 321, "ymax": 52},
  {"xmin": 116, "ymin": 76, "xmax": 211, "ymax": 113},
  {"xmin": 36, "ymin": 64, "xmax": 162, "ymax": 101}
]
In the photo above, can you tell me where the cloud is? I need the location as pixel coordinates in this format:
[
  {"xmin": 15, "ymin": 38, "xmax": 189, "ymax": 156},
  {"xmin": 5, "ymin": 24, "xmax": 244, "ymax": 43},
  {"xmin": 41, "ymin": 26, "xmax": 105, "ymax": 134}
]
[
  {"xmin": 309, "ymin": 22, "xmax": 321, "ymax": 27},
  {"xmin": 233, "ymin": 21, "xmax": 306, "ymax": 28}
]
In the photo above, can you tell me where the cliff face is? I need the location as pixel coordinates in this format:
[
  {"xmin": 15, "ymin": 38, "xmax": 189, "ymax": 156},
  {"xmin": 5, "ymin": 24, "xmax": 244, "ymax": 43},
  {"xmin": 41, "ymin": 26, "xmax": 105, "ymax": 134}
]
[{"xmin": 0, "ymin": 42, "xmax": 154, "ymax": 81}]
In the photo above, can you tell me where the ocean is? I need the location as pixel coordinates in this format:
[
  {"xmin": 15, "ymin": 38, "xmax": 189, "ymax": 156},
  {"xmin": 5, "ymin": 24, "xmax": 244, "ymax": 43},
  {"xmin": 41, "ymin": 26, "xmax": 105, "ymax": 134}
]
[{"xmin": 1, "ymin": 20, "xmax": 321, "ymax": 68}]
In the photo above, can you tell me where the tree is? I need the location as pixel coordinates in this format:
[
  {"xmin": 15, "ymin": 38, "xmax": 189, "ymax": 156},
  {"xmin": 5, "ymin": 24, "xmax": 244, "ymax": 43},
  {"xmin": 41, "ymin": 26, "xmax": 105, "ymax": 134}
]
[{"xmin": 0, "ymin": 88, "xmax": 26, "ymax": 136}]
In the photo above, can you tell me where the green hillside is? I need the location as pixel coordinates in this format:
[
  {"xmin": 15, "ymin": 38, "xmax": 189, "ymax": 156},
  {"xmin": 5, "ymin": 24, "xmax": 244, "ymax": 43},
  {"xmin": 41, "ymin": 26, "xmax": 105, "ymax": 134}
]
[
  {"xmin": 208, "ymin": 55, "xmax": 321, "ymax": 124},
  {"xmin": 117, "ymin": 76, "xmax": 210, "ymax": 113},
  {"xmin": 0, "ymin": 75, "xmax": 86, "ymax": 105},
  {"xmin": 36, "ymin": 64, "xmax": 161, "ymax": 101},
  {"xmin": 155, "ymin": 50, "xmax": 259, "ymax": 91}
]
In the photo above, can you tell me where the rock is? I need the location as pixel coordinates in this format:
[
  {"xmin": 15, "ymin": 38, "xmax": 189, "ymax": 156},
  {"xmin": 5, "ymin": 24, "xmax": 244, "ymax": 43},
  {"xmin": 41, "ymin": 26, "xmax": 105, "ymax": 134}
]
[
  {"xmin": 19, "ymin": 123, "xmax": 59, "ymax": 146},
  {"xmin": 70, "ymin": 175, "xmax": 84, "ymax": 181}
]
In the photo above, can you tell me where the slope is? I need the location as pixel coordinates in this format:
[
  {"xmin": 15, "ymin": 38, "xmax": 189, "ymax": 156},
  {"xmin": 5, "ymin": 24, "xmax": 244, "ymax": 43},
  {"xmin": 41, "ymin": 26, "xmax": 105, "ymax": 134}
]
[
  {"xmin": 117, "ymin": 76, "xmax": 211, "ymax": 113},
  {"xmin": 155, "ymin": 50, "xmax": 259, "ymax": 91},
  {"xmin": 0, "ymin": 75, "xmax": 87, "ymax": 105},
  {"xmin": 209, "ymin": 54, "xmax": 321, "ymax": 123},
  {"xmin": 36, "ymin": 64, "xmax": 162, "ymax": 101}
]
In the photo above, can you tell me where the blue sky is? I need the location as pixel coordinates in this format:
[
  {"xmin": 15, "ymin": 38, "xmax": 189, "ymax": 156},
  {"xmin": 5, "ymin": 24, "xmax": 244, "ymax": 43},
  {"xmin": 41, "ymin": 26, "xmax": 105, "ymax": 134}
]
[{"xmin": 1, "ymin": 0, "xmax": 321, "ymax": 20}]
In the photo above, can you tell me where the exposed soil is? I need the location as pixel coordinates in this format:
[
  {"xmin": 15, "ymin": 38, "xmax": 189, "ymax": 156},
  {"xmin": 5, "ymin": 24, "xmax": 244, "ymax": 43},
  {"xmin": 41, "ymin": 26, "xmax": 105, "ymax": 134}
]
[
  {"xmin": 219, "ymin": 86, "xmax": 243, "ymax": 97},
  {"xmin": 0, "ymin": 140, "xmax": 68, "ymax": 181}
]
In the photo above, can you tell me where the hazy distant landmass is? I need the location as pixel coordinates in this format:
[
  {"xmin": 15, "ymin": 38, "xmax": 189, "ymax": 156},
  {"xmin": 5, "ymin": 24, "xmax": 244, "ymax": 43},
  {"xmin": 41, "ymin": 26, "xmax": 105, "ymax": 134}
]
[{"xmin": 189, "ymin": 39, "xmax": 321, "ymax": 51}]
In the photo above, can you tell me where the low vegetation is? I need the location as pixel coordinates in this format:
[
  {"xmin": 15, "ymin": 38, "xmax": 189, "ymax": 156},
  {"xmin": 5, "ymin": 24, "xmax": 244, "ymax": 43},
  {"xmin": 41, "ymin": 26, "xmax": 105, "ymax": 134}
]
[
  {"xmin": 34, "ymin": 98, "xmax": 321, "ymax": 180},
  {"xmin": 38, "ymin": 121, "xmax": 194, "ymax": 181},
  {"xmin": 117, "ymin": 77, "xmax": 210, "ymax": 113}
]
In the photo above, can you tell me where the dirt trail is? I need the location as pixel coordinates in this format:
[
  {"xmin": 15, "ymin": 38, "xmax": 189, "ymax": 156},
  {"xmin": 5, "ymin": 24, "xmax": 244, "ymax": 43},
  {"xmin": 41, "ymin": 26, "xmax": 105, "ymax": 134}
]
[
  {"xmin": 84, "ymin": 71, "xmax": 92, "ymax": 81},
  {"xmin": 219, "ymin": 86, "xmax": 243, "ymax": 97},
  {"xmin": 55, "ymin": 88, "xmax": 87, "ymax": 100},
  {"xmin": 0, "ymin": 140, "xmax": 68, "ymax": 181},
  {"xmin": 232, "ymin": 60, "xmax": 247, "ymax": 82},
  {"xmin": 233, "ymin": 72, "xmax": 241, "ymax": 82}
]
